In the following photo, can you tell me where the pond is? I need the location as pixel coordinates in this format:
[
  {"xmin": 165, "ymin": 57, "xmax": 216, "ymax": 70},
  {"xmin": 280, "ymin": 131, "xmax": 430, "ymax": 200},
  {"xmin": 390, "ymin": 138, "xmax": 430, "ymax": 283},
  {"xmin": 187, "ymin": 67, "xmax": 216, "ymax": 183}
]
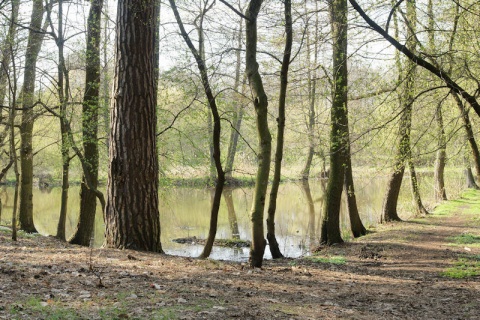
[{"xmin": 0, "ymin": 170, "xmax": 465, "ymax": 261}]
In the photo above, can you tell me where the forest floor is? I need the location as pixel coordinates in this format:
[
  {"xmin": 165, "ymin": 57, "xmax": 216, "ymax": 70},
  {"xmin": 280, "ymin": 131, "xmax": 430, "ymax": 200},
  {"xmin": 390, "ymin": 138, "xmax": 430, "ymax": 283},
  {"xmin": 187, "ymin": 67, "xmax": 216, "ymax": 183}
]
[{"xmin": 1, "ymin": 191, "xmax": 480, "ymax": 319}]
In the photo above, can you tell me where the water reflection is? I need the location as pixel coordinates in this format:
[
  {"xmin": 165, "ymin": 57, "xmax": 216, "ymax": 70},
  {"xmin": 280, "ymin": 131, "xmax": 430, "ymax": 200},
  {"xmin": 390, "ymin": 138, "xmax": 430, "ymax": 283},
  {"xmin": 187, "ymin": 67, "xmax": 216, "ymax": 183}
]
[{"xmin": 0, "ymin": 171, "xmax": 464, "ymax": 261}]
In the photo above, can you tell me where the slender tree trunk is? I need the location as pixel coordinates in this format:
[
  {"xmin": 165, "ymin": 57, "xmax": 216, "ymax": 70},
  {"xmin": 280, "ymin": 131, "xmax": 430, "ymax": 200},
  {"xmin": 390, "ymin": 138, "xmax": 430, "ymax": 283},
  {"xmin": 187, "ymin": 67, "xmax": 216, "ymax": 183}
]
[
  {"xmin": 0, "ymin": 0, "xmax": 19, "ymax": 106},
  {"xmin": 169, "ymin": 0, "xmax": 225, "ymax": 259},
  {"xmin": 55, "ymin": 0, "xmax": 71, "ymax": 241},
  {"xmin": 69, "ymin": 0, "xmax": 103, "ymax": 246},
  {"xmin": 301, "ymin": 180, "xmax": 315, "ymax": 247},
  {"xmin": 246, "ymin": 0, "xmax": 270, "ymax": 267},
  {"xmin": 344, "ymin": 144, "xmax": 366, "ymax": 237},
  {"xmin": 408, "ymin": 159, "xmax": 428, "ymax": 215},
  {"xmin": 105, "ymin": 0, "xmax": 163, "ymax": 252},
  {"xmin": 266, "ymin": 0, "xmax": 292, "ymax": 259},
  {"xmin": 320, "ymin": 0, "xmax": 348, "ymax": 245},
  {"xmin": 301, "ymin": 1, "xmax": 319, "ymax": 180},
  {"xmin": 225, "ymin": 16, "xmax": 245, "ymax": 180},
  {"xmin": 19, "ymin": 0, "xmax": 43, "ymax": 234},
  {"xmin": 434, "ymin": 104, "xmax": 447, "ymax": 201},
  {"xmin": 224, "ymin": 188, "xmax": 240, "ymax": 239}
]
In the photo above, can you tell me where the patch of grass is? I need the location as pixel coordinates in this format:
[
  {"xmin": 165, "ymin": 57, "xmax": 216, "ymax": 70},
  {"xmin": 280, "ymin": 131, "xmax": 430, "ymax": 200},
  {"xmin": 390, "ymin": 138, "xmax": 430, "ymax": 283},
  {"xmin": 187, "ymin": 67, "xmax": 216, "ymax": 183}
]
[
  {"xmin": 448, "ymin": 233, "xmax": 480, "ymax": 247},
  {"xmin": 442, "ymin": 256, "xmax": 480, "ymax": 279},
  {"xmin": 433, "ymin": 189, "xmax": 480, "ymax": 217},
  {"xmin": 305, "ymin": 255, "xmax": 346, "ymax": 265}
]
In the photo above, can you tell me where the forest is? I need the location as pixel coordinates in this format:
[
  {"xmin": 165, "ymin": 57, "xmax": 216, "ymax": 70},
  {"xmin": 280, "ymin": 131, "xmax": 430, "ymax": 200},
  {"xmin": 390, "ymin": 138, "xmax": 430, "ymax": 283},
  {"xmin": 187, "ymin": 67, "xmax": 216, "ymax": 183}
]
[{"xmin": 0, "ymin": 0, "xmax": 480, "ymax": 318}]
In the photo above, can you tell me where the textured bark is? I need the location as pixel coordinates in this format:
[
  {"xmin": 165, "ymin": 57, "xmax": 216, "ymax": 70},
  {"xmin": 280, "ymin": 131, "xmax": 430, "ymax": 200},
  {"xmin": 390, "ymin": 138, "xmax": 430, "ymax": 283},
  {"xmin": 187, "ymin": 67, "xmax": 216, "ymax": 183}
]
[
  {"xmin": 465, "ymin": 167, "xmax": 479, "ymax": 189},
  {"xmin": 266, "ymin": 0, "xmax": 291, "ymax": 259},
  {"xmin": 105, "ymin": 0, "xmax": 163, "ymax": 252},
  {"xmin": 0, "ymin": 0, "xmax": 19, "ymax": 106},
  {"xmin": 320, "ymin": 0, "xmax": 347, "ymax": 245},
  {"xmin": 246, "ymin": 0, "xmax": 270, "ymax": 267},
  {"xmin": 18, "ymin": 0, "xmax": 43, "ymax": 234},
  {"xmin": 69, "ymin": 0, "xmax": 103, "ymax": 246}
]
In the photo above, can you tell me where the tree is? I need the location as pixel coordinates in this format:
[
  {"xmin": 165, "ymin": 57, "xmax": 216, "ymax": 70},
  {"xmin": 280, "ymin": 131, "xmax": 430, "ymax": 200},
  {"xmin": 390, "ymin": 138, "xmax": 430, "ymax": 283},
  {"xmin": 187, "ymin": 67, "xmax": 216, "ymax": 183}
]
[
  {"xmin": 320, "ymin": 0, "xmax": 348, "ymax": 245},
  {"xmin": 104, "ymin": 0, "xmax": 163, "ymax": 252},
  {"xmin": 266, "ymin": 0, "xmax": 292, "ymax": 259},
  {"xmin": 169, "ymin": 0, "xmax": 226, "ymax": 259},
  {"xmin": 69, "ymin": 0, "xmax": 104, "ymax": 246},
  {"xmin": 245, "ymin": 0, "xmax": 271, "ymax": 267},
  {"xmin": 18, "ymin": 0, "xmax": 45, "ymax": 234}
]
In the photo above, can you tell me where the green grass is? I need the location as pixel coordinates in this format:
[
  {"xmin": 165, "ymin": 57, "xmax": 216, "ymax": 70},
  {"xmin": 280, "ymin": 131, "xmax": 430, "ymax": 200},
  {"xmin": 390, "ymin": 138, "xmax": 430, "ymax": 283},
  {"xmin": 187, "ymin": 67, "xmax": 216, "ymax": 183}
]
[
  {"xmin": 304, "ymin": 255, "xmax": 346, "ymax": 265},
  {"xmin": 448, "ymin": 233, "xmax": 480, "ymax": 246},
  {"xmin": 442, "ymin": 255, "xmax": 480, "ymax": 279},
  {"xmin": 433, "ymin": 189, "xmax": 480, "ymax": 217}
]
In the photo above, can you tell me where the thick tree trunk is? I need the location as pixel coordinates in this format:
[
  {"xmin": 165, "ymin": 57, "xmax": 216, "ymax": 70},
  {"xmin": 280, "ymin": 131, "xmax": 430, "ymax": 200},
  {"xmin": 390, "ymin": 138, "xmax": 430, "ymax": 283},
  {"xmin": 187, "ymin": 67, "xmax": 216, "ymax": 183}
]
[
  {"xmin": 246, "ymin": 0, "xmax": 270, "ymax": 267},
  {"xmin": 69, "ymin": 0, "xmax": 103, "ymax": 246},
  {"xmin": 266, "ymin": 0, "xmax": 292, "ymax": 259},
  {"xmin": 320, "ymin": 0, "xmax": 348, "ymax": 245},
  {"xmin": 18, "ymin": 0, "xmax": 43, "ymax": 234},
  {"xmin": 465, "ymin": 167, "xmax": 479, "ymax": 189},
  {"xmin": 105, "ymin": 0, "xmax": 163, "ymax": 252}
]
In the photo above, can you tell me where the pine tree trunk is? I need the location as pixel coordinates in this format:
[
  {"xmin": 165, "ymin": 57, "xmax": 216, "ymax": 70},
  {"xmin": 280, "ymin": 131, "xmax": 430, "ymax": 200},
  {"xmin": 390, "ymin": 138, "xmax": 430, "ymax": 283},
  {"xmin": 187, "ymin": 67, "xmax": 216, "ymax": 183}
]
[
  {"xmin": 18, "ymin": 0, "xmax": 43, "ymax": 234},
  {"xmin": 105, "ymin": 0, "xmax": 163, "ymax": 252},
  {"xmin": 320, "ymin": 0, "xmax": 348, "ymax": 245},
  {"xmin": 246, "ymin": 0, "xmax": 270, "ymax": 267},
  {"xmin": 69, "ymin": 0, "xmax": 103, "ymax": 246}
]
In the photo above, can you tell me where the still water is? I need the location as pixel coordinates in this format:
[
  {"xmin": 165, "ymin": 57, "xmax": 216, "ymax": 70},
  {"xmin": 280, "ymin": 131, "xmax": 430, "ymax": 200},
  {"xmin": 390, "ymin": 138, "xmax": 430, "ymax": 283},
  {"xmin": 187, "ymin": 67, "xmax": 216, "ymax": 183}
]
[{"xmin": 0, "ymin": 171, "xmax": 464, "ymax": 261}]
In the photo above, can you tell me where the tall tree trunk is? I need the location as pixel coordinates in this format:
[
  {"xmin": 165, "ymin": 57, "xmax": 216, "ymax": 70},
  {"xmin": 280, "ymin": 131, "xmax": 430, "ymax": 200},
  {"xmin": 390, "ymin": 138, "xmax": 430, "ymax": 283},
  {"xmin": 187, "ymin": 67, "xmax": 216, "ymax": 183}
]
[
  {"xmin": 0, "ymin": 0, "xmax": 19, "ymax": 106},
  {"xmin": 19, "ymin": 0, "xmax": 43, "ymax": 234},
  {"xmin": 266, "ymin": 0, "xmax": 292, "ymax": 259},
  {"xmin": 169, "ymin": 0, "xmax": 225, "ymax": 259},
  {"xmin": 344, "ymin": 143, "xmax": 366, "ymax": 237},
  {"xmin": 245, "ymin": 0, "xmax": 270, "ymax": 268},
  {"xmin": 56, "ymin": 0, "xmax": 71, "ymax": 241},
  {"xmin": 382, "ymin": 0, "xmax": 418, "ymax": 222},
  {"xmin": 225, "ymin": 15, "xmax": 245, "ymax": 180},
  {"xmin": 105, "ymin": 0, "xmax": 163, "ymax": 252},
  {"xmin": 434, "ymin": 102, "xmax": 447, "ymax": 201},
  {"xmin": 301, "ymin": 1, "xmax": 319, "ymax": 180},
  {"xmin": 320, "ymin": 0, "xmax": 348, "ymax": 245},
  {"xmin": 69, "ymin": 0, "xmax": 103, "ymax": 246}
]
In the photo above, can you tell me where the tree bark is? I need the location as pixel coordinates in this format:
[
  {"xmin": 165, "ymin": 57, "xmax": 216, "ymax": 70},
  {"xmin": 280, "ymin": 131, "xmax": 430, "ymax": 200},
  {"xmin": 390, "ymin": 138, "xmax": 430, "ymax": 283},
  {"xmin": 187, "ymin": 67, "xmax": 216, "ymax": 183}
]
[
  {"xmin": 18, "ymin": 0, "xmax": 43, "ymax": 234},
  {"xmin": 301, "ymin": 179, "xmax": 316, "ymax": 247},
  {"xmin": 320, "ymin": 0, "xmax": 348, "ymax": 245},
  {"xmin": 266, "ymin": 0, "xmax": 292, "ymax": 259},
  {"xmin": 105, "ymin": 0, "xmax": 163, "ymax": 252},
  {"xmin": 69, "ymin": 0, "xmax": 103, "ymax": 246},
  {"xmin": 224, "ymin": 188, "xmax": 240, "ymax": 239},
  {"xmin": 245, "ymin": 0, "xmax": 270, "ymax": 267}
]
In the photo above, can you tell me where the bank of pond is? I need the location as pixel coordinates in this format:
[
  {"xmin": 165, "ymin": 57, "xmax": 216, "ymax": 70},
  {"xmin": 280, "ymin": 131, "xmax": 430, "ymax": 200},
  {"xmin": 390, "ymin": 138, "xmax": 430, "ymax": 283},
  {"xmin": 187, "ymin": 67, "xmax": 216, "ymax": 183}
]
[{"xmin": 0, "ymin": 170, "xmax": 465, "ymax": 261}]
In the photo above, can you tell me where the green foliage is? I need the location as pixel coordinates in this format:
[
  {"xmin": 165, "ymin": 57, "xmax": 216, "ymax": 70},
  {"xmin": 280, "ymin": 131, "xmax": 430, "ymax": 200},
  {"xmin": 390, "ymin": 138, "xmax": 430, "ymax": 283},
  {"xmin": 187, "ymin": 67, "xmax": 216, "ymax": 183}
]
[
  {"xmin": 305, "ymin": 255, "xmax": 346, "ymax": 265},
  {"xmin": 442, "ymin": 256, "xmax": 480, "ymax": 279},
  {"xmin": 448, "ymin": 233, "xmax": 480, "ymax": 246}
]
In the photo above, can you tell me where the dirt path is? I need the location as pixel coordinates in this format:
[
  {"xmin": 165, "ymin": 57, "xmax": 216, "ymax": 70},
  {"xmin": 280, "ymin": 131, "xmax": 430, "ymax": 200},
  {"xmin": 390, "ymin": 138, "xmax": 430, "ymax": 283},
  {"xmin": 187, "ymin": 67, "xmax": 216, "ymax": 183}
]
[{"xmin": 1, "ymin": 192, "xmax": 479, "ymax": 319}]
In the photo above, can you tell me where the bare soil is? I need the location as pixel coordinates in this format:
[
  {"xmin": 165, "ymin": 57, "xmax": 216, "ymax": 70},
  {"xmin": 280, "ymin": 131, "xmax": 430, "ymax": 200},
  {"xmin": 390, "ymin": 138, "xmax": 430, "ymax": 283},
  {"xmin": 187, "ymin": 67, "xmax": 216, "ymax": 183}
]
[{"xmin": 1, "ymin": 200, "xmax": 479, "ymax": 319}]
